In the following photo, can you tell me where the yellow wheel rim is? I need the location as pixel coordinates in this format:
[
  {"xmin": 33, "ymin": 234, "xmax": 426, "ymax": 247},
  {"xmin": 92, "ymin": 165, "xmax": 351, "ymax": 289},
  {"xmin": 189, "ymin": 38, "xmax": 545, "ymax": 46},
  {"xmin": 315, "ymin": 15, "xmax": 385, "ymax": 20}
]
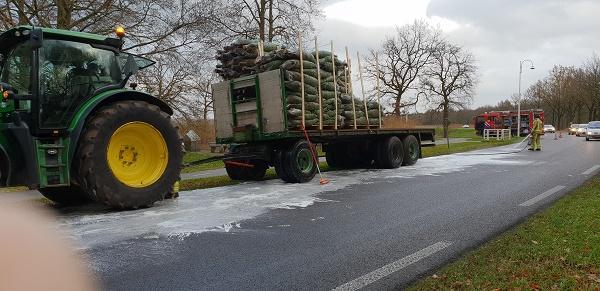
[{"xmin": 106, "ymin": 122, "xmax": 168, "ymax": 188}]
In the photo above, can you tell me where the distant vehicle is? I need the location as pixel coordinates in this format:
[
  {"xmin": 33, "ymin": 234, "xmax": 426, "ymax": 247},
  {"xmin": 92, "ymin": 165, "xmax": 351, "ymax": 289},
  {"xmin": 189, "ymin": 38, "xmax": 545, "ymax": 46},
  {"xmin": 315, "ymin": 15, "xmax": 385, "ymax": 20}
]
[
  {"xmin": 585, "ymin": 121, "xmax": 600, "ymax": 141},
  {"xmin": 543, "ymin": 124, "xmax": 555, "ymax": 133},
  {"xmin": 576, "ymin": 125, "xmax": 588, "ymax": 137},
  {"xmin": 568, "ymin": 124, "xmax": 580, "ymax": 135},
  {"xmin": 473, "ymin": 109, "xmax": 544, "ymax": 136},
  {"xmin": 462, "ymin": 124, "xmax": 470, "ymax": 128}
]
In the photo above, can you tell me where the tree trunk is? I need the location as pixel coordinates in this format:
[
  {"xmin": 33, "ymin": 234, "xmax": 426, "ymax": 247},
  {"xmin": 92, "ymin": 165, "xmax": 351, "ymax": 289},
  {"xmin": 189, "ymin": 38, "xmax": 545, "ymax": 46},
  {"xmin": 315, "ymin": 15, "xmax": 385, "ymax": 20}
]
[
  {"xmin": 15, "ymin": 0, "xmax": 28, "ymax": 25},
  {"xmin": 258, "ymin": 0, "xmax": 266, "ymax": 41},
  {"xmin": 56, "ymin": 0, "xmax": 73, "ymax": 29},
  {"xmin": 267, "ymin": 0, "xmax": 274, "ymax": 41},
  {"xmin": 443, "ymin": 102, "xmax": 449, "ymax": 138},
  {"xmin": 393, "ymin": 97, "xmax": 401, "ymax": 116}
]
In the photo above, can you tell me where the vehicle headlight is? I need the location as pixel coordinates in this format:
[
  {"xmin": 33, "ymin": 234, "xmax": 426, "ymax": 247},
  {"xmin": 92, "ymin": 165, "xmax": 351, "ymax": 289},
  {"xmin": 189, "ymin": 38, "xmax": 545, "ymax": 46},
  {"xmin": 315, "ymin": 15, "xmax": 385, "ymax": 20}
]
[{"xmin": 588, "ymin": 131, "xmax": 592, "ymax": 135}]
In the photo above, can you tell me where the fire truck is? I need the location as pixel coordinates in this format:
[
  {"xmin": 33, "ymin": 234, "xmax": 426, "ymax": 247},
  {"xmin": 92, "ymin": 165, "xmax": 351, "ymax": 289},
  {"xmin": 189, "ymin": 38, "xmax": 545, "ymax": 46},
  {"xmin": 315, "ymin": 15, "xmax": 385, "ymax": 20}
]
[{"xmin": 474, "ymin": 109, "xmax": 544, "ymax": 136}]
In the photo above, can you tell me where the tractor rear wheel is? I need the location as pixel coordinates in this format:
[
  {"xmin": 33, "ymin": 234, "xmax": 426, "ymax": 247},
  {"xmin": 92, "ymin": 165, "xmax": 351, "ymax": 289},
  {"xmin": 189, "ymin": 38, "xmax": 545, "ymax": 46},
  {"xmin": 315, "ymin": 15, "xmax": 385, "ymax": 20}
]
[
  {"xmin": 76, "ymin": 101, "xmax": 183, "ymax": 209},
  {"xmin": 38, "ymin": 185, "xmax": 90, "ymax": 206}
]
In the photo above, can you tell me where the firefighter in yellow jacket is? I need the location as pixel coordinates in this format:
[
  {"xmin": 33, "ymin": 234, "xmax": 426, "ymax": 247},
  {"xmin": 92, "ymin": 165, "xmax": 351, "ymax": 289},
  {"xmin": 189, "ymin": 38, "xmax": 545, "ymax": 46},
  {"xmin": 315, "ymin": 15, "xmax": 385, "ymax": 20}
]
[{"xmin": 529, "ymin": 116, "xmax": 543, "ymax": 151}]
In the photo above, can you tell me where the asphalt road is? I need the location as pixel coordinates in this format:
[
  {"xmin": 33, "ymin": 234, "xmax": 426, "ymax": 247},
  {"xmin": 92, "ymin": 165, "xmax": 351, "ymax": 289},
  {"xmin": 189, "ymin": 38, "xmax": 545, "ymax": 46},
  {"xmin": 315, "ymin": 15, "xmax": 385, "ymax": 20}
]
[{"xmin": 55, "ymin": 134, "xmax": 599, "ymax": 290}]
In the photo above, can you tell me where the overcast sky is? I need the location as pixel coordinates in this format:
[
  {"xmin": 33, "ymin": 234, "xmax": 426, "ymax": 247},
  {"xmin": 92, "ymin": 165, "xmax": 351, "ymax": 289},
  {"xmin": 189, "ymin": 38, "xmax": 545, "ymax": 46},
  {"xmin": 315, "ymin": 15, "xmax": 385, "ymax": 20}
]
[{"xmin": 315, "ymin": 0, "xmax": 600, "ymax": 108}]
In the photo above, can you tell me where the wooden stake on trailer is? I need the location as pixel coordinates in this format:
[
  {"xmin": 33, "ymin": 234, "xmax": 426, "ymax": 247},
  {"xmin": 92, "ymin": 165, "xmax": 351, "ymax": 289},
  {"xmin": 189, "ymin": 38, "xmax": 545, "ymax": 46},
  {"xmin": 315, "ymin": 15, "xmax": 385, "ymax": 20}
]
[
  {"xmin": 357, "ymin": 52, "xmax": 370, "ymax": 129},
  {"xmin": 331, "ymin": 41, "xmax": 338, "ymax": 130},
  {"xmin": 298, "ymin": 33, "xmax": 305, "ymax": 128},
  {"xmin": 315, "ymin": 37, "xmax": 323, "ymax": 130},
  {"xmin": 346, "ymin": 46, "xmax": 357, "ymax": 129},
  {"xmin": 375, "ymin": 52, "xmax": 382, "ymax": 128}
]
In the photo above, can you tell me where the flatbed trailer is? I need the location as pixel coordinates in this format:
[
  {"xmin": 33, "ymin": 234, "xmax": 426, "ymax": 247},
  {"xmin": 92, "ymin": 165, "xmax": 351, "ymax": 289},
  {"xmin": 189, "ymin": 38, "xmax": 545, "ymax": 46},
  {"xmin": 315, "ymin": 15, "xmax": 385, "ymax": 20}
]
[{"xmin": 211, "ymin": 69, "xmax": 435, "ymax": 183}]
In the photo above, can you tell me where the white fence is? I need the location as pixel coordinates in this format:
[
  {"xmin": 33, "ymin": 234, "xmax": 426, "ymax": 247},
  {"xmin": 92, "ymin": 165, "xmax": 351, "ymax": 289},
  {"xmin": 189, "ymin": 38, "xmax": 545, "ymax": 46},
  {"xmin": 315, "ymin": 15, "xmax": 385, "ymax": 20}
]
[{"xmin": 483, "ymin": 129, "xmax": 512, "ymax": 141}]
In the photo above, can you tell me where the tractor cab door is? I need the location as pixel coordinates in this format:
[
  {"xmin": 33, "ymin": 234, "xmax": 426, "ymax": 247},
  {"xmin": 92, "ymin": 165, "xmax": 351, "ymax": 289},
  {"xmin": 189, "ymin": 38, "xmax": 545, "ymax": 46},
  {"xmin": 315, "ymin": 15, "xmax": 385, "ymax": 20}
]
[{"xmin": 37, "ymin": 39, "xmax": 124, "ymax": 132}]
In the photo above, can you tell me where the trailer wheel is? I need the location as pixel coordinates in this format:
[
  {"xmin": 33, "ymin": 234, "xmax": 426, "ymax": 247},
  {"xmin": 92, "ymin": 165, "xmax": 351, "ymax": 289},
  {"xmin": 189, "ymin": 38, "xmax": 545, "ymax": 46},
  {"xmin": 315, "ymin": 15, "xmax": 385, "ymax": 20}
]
[
  {"xmin": 274, "ymin": 150, "xmax": 294, "ymax": 182},
  {"xmin": 283, "ymin": 140, "xmax": 317, "ymax": 183},
  {"xmin": 225, "ymin": 160, "xmax": 267, "ymax": 181},
  {"xmin": 76, "ymin": 101, "xmax": 183, "ymax": 209},
  {"xmin": 375, "ymin": 136, "xmax": 404, "ymax": 169},
  {"xmin": 402, "ymin": 135, "xmax": 420, "ymax": 166},
  {"xmin": 38, "ymin": 185, "xmax": 91, "ymax": 205}
]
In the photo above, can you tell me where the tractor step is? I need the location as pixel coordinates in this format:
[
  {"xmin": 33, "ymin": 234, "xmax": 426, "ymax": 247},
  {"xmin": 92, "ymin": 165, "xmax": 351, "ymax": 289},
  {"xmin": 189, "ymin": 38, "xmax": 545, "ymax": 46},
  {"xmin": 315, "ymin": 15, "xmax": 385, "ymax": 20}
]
[{"xmin": 36, "ymin": 139, "xmax": 70, "ymax": 187}]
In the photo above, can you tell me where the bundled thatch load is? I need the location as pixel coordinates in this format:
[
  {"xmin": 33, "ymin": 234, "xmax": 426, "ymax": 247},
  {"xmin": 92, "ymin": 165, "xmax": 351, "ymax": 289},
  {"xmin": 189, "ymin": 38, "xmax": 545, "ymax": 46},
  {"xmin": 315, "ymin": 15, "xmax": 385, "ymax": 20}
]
[
  {"xmin": 256, "ymin": 48, "xmax": 349, "ymax": 129},
  {"xmin": 216, "ymin": 39, "xmax": 381, "ymax": 129},
  {"xmin": 340, "ymin": 94, "xmax": 381, "ymax": 126},
  {"xmin": 215, "ymin": 39, "xmax": 280, "ymax": 79}
]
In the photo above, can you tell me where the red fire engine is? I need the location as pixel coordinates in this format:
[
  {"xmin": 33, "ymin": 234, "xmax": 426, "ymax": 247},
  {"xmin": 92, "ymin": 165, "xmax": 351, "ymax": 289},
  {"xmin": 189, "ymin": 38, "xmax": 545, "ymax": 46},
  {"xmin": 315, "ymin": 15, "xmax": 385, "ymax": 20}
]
[{"xmin": 474, "ymin": 109, "xmax": 544, "ymax": 136}]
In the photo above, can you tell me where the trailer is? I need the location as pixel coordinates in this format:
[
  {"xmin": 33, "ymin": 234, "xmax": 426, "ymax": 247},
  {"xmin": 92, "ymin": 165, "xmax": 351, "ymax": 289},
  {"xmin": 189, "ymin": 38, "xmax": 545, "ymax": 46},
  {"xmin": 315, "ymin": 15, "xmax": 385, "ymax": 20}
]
[{"xmin": 212, "ymin": 69, "xmax": 435, "ymax": 182}]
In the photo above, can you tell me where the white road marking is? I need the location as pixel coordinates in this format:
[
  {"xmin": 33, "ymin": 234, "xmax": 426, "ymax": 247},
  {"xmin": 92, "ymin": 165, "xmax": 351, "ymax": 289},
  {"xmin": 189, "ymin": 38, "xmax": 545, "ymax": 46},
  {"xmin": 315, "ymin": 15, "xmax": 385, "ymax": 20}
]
[
  {"xmin": 332, "ymin": 241, "xmax": 453, "ymax": 291},
  {"xmin": 519, "ymin": 186, "xmax": 566, "ymax": 207},
  {"xmin": 582, "ymin": 165, "xmax": 600, "ymax": 175}
]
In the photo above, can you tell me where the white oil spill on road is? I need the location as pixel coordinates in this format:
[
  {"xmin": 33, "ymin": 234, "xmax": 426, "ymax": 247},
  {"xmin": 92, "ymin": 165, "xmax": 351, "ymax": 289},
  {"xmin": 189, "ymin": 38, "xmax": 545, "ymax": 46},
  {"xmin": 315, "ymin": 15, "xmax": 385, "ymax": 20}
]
[{"xmin": 59, "ymin": 146, "xmax": 532, "ymax": 248}]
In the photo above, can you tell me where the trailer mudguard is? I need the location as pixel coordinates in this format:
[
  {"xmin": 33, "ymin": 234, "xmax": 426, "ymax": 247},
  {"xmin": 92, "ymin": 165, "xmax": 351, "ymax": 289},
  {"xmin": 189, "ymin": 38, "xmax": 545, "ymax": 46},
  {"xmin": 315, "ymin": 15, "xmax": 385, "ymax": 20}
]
[{"xmin": 67, "ymin": 89, "xmax": 173, "ymax": 162}]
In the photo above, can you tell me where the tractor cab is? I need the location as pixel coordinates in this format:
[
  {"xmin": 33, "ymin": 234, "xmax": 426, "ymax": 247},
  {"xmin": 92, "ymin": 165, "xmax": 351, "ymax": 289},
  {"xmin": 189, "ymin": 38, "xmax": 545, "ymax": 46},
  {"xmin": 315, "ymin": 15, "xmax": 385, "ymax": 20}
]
[{"xmin": 0, "ymin": 26, "xmax": 153, "ymax": 131}]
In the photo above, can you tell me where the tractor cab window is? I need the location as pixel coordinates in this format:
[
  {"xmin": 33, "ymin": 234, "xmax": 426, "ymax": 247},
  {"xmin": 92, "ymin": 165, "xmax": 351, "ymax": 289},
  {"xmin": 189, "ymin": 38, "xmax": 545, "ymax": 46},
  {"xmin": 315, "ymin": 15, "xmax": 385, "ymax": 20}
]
[
  {"xmin": 39, "ymin": 39, "xmax": 122, "ymax": 128},
  {"xmin": 0, "ymin": 42, "xmax": 32, "ymax": 95}
]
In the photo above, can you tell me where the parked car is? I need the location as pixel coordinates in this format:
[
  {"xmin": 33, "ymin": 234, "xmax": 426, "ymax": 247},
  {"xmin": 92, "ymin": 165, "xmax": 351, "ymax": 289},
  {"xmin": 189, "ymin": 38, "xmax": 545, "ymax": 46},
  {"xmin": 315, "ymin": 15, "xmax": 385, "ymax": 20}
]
[
  {"xmin": 586, "ymin": 121, "xmax": 600, "ymax": 141},
  {"xmin": 543, "ymin": 124, "xmax": 555, "ymax": 133},
  {"xmin": 462, "ymin": 124, "xmax": 470, "ymax": 128},
  {"xmin": 576, "ymin": 125, "xmax": 588, "ymax": 137},
  {"xmin": 568, "ymin": 124, "xmax": 580, "ymax": 135}
]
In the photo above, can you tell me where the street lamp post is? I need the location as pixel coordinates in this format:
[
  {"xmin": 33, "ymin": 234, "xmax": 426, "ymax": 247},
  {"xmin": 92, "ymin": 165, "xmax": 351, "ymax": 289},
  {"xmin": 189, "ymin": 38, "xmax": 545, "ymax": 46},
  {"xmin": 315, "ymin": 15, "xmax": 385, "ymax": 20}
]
[{"xmin": 517, "ymin": 59, "xmax": 535, "ymax": 137}]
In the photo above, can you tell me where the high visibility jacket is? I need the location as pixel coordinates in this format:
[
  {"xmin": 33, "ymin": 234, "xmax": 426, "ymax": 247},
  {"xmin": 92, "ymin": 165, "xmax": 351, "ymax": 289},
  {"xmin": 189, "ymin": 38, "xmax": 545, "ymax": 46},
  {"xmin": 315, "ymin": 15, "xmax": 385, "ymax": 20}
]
[{"xmin": 532, "ymin": 118, "xmax": 543, "ymax": 134}]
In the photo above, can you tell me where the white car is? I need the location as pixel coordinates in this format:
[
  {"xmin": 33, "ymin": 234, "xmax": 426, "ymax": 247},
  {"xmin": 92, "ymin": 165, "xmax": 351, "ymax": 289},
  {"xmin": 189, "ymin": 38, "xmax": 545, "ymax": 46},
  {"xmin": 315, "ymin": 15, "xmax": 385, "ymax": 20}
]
[
  {"xmin": 586, "ymin": 121, "xmax": 600, "ymax": 141},
  {"xmin": 543, "ymin": 124, "xmax": 555, "ymax": 133},
  {"xmin": 577, "ymin": 125, "xmax": 587, "ymax": 137},
  {"xmin": 462, "ymin": 124, "xmax": 470, "ymax": 128}
]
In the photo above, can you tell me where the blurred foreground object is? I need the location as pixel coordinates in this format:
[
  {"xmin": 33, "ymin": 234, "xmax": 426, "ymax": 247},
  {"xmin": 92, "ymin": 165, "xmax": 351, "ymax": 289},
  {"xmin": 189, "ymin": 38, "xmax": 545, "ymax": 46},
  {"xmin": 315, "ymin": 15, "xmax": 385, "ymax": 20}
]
[{"xmin": 0, "ymin": 204, "xmax": 97, "ymax": 291}]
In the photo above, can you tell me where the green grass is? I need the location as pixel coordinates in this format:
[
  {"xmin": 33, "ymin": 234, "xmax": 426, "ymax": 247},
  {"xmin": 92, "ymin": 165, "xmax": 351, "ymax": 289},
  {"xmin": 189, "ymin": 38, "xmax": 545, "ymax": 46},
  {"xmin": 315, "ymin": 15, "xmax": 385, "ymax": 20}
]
[
  {"xmin": 435, "ymin": 127, "xmax": 479, "ymax": 140},
  {"xmin": 422, "ymin": 138, "xmax": 522, "ymax": 158},
  {"xmin": 180, "ymin": 162, "xmax": 330, "ymax": 191},
  {"xmin": 411, "ymin": 175, "xmax": 600, "ymax": 290},
  {"xmin": 0, "ymin": 186, "xmax": 28, "ymax": 193},
  {"xmin": 182, "ymin": 151, "xmax": 225, "ymax": 173}
]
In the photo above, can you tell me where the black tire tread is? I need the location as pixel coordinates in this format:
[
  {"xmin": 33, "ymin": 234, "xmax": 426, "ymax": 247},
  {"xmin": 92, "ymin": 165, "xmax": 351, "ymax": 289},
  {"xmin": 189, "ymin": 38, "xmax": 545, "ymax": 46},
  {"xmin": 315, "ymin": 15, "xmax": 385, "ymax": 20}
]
[{"xmin": 75, "ymin": 100, "xmax": 183, "ymax": 209}]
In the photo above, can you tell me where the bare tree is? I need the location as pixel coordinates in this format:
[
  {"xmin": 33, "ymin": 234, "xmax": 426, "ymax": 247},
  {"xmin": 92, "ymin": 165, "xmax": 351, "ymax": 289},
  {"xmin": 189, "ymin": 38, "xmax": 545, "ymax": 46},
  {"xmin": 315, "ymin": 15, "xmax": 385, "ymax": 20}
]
[
  {"xmin": 582, "ymin": 54, "xmax": 600, "ymax": 120},
  {"xmin": 0, "ymin": 0, "xmax": 220, "ymax": 56},
  {"xmin": 366, "ymin": 20, "xmax": 442, "ymax": 116},
  {"xmin": 421, "ymin": 42, "xmax": 477, "ymax": 139},
  {"xmin": 211, "ymin": 0, "xmax": 322, "ymax": 45}
]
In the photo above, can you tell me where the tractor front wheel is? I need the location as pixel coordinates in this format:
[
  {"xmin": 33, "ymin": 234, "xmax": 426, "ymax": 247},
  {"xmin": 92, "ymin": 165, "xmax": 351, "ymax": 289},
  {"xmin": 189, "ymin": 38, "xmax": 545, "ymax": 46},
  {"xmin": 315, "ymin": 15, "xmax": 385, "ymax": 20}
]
[{"xmin": 76, "ymin": 101, "xmax": 182, "ymax": 209}]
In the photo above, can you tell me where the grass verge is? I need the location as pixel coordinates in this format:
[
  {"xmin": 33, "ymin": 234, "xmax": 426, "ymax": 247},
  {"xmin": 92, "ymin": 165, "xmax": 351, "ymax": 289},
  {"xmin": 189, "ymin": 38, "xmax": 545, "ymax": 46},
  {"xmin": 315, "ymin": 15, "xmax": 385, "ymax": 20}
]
[
  {"xmin": 411, "ymin": 175, "xmax": 600, "ymax": 290},
  {"xmin": 182, "ymin": 152, "xmax": 224, "ymax": 173},
  {"xmin": 422, "ymin": 137, "xmax": 522, "ymax": 158},
  {"xmin": 435, "ymin": 127, "xmax": 479, "ymax": 140},
  {"xmin": 180, "ymin": 163, "xmax": 330, "ymax": 191}
]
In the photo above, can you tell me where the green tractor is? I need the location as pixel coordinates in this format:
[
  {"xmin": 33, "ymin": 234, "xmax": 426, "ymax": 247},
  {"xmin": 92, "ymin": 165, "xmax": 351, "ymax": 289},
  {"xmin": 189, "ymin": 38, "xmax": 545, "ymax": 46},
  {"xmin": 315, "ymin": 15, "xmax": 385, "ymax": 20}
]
[{"xmin": 0, "ymin": 26, "xmax": 183, "ymax": 209}]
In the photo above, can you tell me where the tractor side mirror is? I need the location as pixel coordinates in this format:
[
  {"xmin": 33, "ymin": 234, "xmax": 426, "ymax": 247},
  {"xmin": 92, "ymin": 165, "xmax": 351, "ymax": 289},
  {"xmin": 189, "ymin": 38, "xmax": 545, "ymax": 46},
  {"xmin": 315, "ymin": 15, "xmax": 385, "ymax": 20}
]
[
  {"xmin": 123, "ymin": 54, "xmax": 139, "ymax": 77},
  {"xmin": 29, "ymin": 28, "xmax": 43, "ymax": 49}
]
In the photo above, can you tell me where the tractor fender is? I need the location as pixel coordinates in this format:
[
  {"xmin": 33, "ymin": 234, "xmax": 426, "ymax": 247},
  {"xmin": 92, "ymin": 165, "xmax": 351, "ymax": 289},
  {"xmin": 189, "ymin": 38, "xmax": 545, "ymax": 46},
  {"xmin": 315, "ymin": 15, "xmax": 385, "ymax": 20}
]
[{"xmin": 68, "ymin": 89, "xmax": 174, "ymax": 161}]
